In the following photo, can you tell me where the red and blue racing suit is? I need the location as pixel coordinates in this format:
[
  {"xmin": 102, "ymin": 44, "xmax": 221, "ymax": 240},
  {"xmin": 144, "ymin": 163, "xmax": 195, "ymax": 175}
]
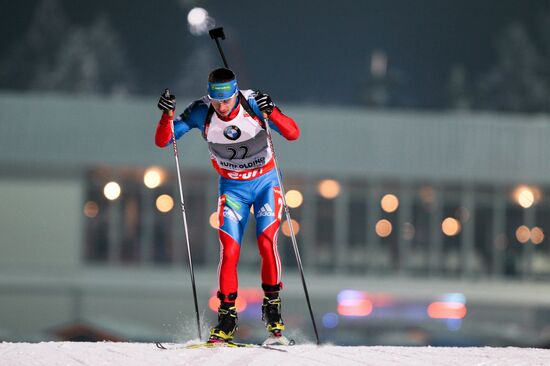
[{"xmin": 155, "ymin": 89, "xmax": 299, "ymax": 301}]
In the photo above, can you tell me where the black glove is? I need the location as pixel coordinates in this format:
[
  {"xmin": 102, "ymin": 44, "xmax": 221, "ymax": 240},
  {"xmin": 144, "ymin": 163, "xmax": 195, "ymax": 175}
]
[
  {"xmin": 157, "ymin": 89, "xmax": 176, "ymax": 113},
  {"xmin": 254, "ymin": 91, "xmax": 274, "ymax": 115}
]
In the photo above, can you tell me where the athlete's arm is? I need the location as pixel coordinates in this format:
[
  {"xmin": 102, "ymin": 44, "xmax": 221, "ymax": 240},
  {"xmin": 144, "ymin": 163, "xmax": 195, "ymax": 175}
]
[
  {"xmin": 154, "ymin": 98, "xmax": 207, "ymax": 147},
  {"xmin": 251, "ymin": 90, "xmax": 300, "ymax": 141},
  {"xmin": 267, "ymin": 107, "xmax": 300, "ymax": 141}
]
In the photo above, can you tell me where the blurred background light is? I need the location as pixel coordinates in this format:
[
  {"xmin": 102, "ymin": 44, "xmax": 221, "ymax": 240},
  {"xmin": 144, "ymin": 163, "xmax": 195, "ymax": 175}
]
[
  {"xmin": 318, "ymin": 179, "xmax": 341, "ymax": 199},
  {"xmin": 322, "ymin": 312, "xmax": 339, "ymax": 328},
  {"xmin": 143, "ymin": 166, "xmax": 164, "ymax": 189},
  {"xmin": 456, "ymin": 206, "xmax": 471, "ymax": 222},
  {"xmin": 209, "ymin": 211, "xmax": 219, "ymax": 229},
  {"xmin": 381, "ymin": 194, "xmax": 399, "ymax": 213},
  {"xmin": 441, "ymin": 217, "xmax": 461, "ymax": 236},
  {"xmin": 285, "ymin": 189, "xmax": 303, "ymax": 208},
  {"xmin": 515, "ymin": 186, "xmax": 534, "ymax": 208},
  {"xmin": 208, "ymin": 295, "xmax": 248, "ymax": 312},
  {"xmin": 531, "ymin": 226, "xmax": 544, "ymax": 245},
  {"xmin": 337, "ymin": 290, "xmax": 373, "ymax": 317},
  {"xmin": 155, "ymin": 194, "xmax": 173, "ymax": 213},
  {"xmin": 419, "ymin": 186, "xmax": 436, "ymax": 205},
  {"xmin": 83, "ymin": 201, "xmax": 99, "ymax": 218},
  {"xmin": 103, "ymin": 181, "xmax": 121, "ymax": 201},
  {"xmin": 447, "ymin": 318, "xmax": 463, "ymax": 332},
  {"xmin": 402, "ymin": 222, "xmax": 415, "ymax": 240},
  {"xmin": 512, "ymin": 185, "xmax": 541, "ymax": 208},
  {"xmin": 442, "ymin": 293, "xmax": 466, "ymax": 304},
  {"xmin": 515, "ymin": 225, "xmax": 531, "ymax": 243},
  {"xmin": 187, "ymin": 7, "xmax": 214, "ymax": 36},
  {"xmin": 208, "ymin": 288, "xmax": 263, "ymax": 313},
  {"xmin": 370, "ymin": 50, "xmax": 388, "ymax": 78},
  {"xmin": 281, "ymin": 219, "xmax": 300, "ymax": 236},
  {"xmin": 375, "ymin": 219, "xmax": 392, "ymax": 237},
  {"xmin": 427, "ymin": 302, "xmax": 467, "ymax": 319}
]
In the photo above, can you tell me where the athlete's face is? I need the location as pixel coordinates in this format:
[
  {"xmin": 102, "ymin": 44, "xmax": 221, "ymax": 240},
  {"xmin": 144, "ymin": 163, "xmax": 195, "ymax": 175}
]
[{"xmin": 211, "ymin": 94, "xmax": 238, "ymax": 117}]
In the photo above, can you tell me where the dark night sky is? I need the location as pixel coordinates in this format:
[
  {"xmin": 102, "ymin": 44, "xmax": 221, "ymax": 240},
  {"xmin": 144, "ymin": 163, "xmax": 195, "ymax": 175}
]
[{"xmin": 1, "ymin": 0, "xmax": 549, "ymax": 108}]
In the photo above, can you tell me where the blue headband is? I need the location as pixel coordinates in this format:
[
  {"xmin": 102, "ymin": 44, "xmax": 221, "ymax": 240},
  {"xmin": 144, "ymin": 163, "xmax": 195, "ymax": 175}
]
[{"xmin": 208, "ymin": 79, "xmax": 238, "ymax": 100}]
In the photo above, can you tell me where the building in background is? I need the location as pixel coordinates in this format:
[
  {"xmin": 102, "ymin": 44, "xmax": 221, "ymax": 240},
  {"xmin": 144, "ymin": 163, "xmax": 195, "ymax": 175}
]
[{"xmin": 2, "ymin": 93, "xmax": 550, "ymax": 346}]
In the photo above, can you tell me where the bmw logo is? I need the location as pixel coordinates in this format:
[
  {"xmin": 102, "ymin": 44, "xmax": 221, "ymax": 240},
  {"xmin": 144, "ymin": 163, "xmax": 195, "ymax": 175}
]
[{"xmin": 223, "ymin": 125, "xmax": 241, "ymax": 141}]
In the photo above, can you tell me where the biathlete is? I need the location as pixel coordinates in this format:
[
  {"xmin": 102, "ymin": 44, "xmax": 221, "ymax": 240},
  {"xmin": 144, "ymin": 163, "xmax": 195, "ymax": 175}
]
[{"xmin": 154, "ymin": 67, "xmax": 300, "ymax": 343}]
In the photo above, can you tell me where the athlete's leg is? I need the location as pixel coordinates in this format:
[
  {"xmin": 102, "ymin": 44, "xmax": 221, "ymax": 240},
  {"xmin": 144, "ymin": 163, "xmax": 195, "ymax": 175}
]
[
  {"xmin": 210, "ymin": 182, "xmax": 252, "ymax": 341},
  {"xmin": 254, "ymin": 174, "xmax": 283, "ymax": 289},
  {"xmin": 253, "ymin": 172, "xmax": 285, "ymax": 334},
  {"xmin": 216, "ymin": 186, "xmax": 251, "ymax": 300}
]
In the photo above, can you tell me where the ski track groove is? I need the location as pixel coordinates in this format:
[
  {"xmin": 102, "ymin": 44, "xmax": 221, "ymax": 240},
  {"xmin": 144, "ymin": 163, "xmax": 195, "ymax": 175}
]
[
  {"xmin": 321, "ymin": 348, "xmax": 374, "ymax": 365},
  {"xmin": 284, "ymin": 346, "xmax": 342, "ymax": 366},
  {"xmin": 369, "ymin": 347, "xmax": 420, "ymax": 364},
  {"xmin": 55, "ymin": 343, "xmax": 90, "ymax": 366},
  {"xmin": 59, "ymin": 351, "xmax": 87, "ymax": 366}
]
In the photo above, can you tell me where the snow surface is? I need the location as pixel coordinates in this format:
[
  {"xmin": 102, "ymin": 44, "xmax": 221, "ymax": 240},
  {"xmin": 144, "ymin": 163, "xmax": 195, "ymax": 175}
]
[{"xmin": 1, "ymin": 341, "xmax": 550, "ymax": 366}]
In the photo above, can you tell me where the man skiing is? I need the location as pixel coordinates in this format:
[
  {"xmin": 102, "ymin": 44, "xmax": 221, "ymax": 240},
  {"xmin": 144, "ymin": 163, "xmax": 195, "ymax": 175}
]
[{"xmin": 154, "ymin": 67, "xmax": 299, "ymax": 344}]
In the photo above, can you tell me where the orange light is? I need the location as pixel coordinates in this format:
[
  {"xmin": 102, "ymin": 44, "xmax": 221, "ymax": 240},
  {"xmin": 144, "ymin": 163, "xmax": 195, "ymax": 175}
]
[
  {"xmin": 375, "ymin": 219, "xmax": 392, "ymax": 237},
  {"xmin": 516, "ymin": 225, "xmax": 530, "ymax": 244},
  {"xmin": 209, "ymin": 212, "xmax": 219, "ymax": 229},
  {"xmin": 337, "ymin": 299, "xmax": 373, "ymax": 317},
  {"xmin": 381, "ymin": 194, "xmax": 399, "ymax": 213},
  {"xmin": 442, "ymin": 217, "xmax": 461, "ymax": 236},
  {"xmin": 286, "ymin": 190, "xmax": 304, "ymax": 208},
  {"xmin": 318, "ymin": 179, "xmax": 341, "ymax": 199},
  {"xmin": 419, "ymin": 186, "xmax": 436, "ymax": 205},
  {"xmin": 208, "ymin": 295, "xmax": 219, "ymax": 312},
  {"xmin": 427, "ymin": 302, "xmax": 467, "ymax": 319},
  {"xmin": 83, "ymin": 201, "xmax": 99, "ymax": 218},
  {"xmin": 156, "ymin": 194, "xmax": 174, "ymax": 213},
  {"xmin": 282, "ymin": 219, "xmax": 300, "ymax": 237},
  {"xmin": 239, "ymin": 288, "xmax": 264, "ymax": 302},
  {"xmin": 531, "ymin": 227, "xmax": 544, "ymax": 245},
  {"xmin": 208, "ymin": 295, "xmax": 248, "ymax": 312},
  {"xmin": 235, "ymin": 297, "xmax": 247, "ymax": 312}
]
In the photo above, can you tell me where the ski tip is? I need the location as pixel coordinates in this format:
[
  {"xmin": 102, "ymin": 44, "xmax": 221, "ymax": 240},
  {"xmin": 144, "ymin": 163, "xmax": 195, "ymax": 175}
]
[
  {"xmin": 262, "ymin": 334, "xmax": 295, "ymax": 346},
  {"xmin": 155, "ymin": 342, "xmax": 167, "ymax": 350}
]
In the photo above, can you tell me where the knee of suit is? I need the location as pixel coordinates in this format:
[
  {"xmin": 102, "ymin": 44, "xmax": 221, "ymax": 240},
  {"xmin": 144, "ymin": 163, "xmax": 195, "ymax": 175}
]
[
  {"xmin": 219, "ymin": 230, "xmax": 241, "ymax": 262},
  {"xmin": 257, "ymin": 222, "xmax": 279, "ymax": 254}
]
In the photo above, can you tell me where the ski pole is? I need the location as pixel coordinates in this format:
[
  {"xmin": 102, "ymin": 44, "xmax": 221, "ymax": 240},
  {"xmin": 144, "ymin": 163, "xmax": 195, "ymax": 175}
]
[
  {"xmin": 208, "ymin": 27, "xmax": 321, "ymax": 345},
  {"xmin": 262, "ymin": 115, "xmax": 321, "ymax": 345},
  {"xmin": 164, "ymin": 89, "xmax": 202, "ymax": 340}
]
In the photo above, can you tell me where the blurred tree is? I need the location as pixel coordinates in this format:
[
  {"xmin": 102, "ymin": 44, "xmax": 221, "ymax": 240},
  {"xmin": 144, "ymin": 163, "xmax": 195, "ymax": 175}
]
[
  {"xmin": 31, "ymin": 16, "xmax": 136, "ymax": 96},
  {"xmin": 447, "ymin": 64, "xmax": 472, "ymax": 110},
  {"xmin": 0, "ymin": 0, "xmax": 68, "ymax": 91},
  {"xmin": 475, "ymin": 22, "xmax": 550, "ymax": 113},
  {"xmin": 0, "ymin": 0, "xmax": 135, "ymax": 96},
  {"xmin": 173, "ymin": 43, "xmax": 217, "ymax": 99},
  {"xmin": 359, "ymin": 50, "xmax": 403, "ymax": 108}
]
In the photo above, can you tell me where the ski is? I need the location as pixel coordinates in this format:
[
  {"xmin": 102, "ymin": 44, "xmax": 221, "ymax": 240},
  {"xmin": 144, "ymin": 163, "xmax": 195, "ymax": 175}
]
[
  {"xmin": 155, "ymin": 340, "xmax": 290, "ymax": 352},
  {"xmin": 262, "ymin": 334, "xmax": 295, "ymax": 346},
  {"xmin": 187, "ymin": 341, "xmax": 257, "ymax": 349}
]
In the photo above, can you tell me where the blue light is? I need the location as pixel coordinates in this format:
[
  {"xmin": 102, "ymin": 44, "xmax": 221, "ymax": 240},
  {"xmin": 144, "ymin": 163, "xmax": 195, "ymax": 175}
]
[
  {"xmin": 442, "ymin": 293, "xmax": 466, "ymax": 304},
  {"xmin": 446, "ymin": 318, "xmax": 462, "ymax": 331},
  {"xmin": 322, "ymin": 312, "xmax": 339, "ymax": 328},
  {"xmin": 337, "ymin": 289, "xmax": 365, "ymax": 303}
]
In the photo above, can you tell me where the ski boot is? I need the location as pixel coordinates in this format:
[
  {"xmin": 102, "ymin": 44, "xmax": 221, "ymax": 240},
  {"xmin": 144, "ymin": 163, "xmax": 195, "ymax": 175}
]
[
  {"xmin": 262, "ymin": 292, "xmax": 295, "ymax": 346},
  {"xmin": 262, "ymin": 292, "xmax": 285, "ymax": 336},
  {"xmin": 209, "ymin": 301, "xmax": 238, "ymax": 343}
]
